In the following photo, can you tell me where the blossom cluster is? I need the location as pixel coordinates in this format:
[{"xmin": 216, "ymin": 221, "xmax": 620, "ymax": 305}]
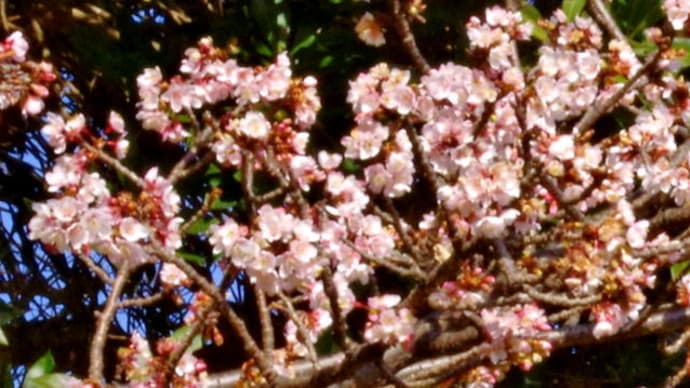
[
  {"xmin": 0, "ymin": 31, "xmax": 55, "ymax": 115},
  {"xmin": 117, "ymin": 332, "xmax": 207, "ymax": 387},
  {"xmin": 30, "ymin": 112, "xmax": 185, "ymax": 284},
  {"xmin": 22, "ymin": 2, "xmax": 690, "ymax": 387}
]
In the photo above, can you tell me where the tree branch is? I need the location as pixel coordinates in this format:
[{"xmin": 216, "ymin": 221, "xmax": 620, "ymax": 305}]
[
  {"xmin": 88, "ymin": 261, "xmax": 133, "ymax": 383},
  {"xmin": 387, "ymin": 0, "xmax": 430, "ymax": 73}
]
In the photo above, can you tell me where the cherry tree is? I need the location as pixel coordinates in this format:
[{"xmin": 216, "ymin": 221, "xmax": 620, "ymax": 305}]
[{"xmin": 9, "ymin": 0, "xmax": 690, "ymax": 386}]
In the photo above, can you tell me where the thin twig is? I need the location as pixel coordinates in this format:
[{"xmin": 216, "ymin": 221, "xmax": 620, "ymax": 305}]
[
  {"xmin": 381, "ymin": 199, "xmax": 425, "ymax": 268},
  {"xmin": 162, "ymin": 304, "xmax": 216, "ymax": 385},
  {"xmin": 77, "ymin": 253, "xmax": 113, "ymax": 286},
  {"xmin": 525, "ymin": 285, "xmax": 602, "ymax": 308},
  {"xmin": 662, "ymin": 327, "xmax": 690, "ymax": 355},
  {"xmin": 180, "ymin": 188, "xmax": 219, "ymax": 232},
  {"xmin": 0, "ymin": 0, "xmax": 8, "ymax": 33},
  {"xmin": 573, "ymin": 50, "xmax": 660, "ymax": 136},
  {"xmin": 254, "ymin": 285, "xmax": 275, "ymax": 353},
  {"xmin": 342, "ymin": 239, "xmax": 424, "ymax": 281},
  {"xmin": 278, "ymin": 291, "xmax": 318, "ymax": 364},
  {"xmin": 321, "ymin": 266, "xmax": 351, "ymax": 351},
  {"xmin": 170, "ymin": 151, "xmax": 214, "ymax": 184},
  {"xmin": 81, "ymin": 141, "xmax": 144, "ymax": 188},
  {"xmin": 387, "ymin": 0, "xmax": 431, "ymax": 73},
  {"xmin": 118, "ymin": 292, "xmax": 166, "ymax": 308},
  {"xmin": 88, "ymin": 261, "xmax": 133, "ymax": 383},
  {"xmin": 147, "ymin": 243, "xmax": 278, "ymax": 384},
  {"xmin": 588, "ymin": 0, "xmax": 627, "ymax": 43}
]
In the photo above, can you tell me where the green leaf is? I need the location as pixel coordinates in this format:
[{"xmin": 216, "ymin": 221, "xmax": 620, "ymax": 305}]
[
  {"xmin": 562, "ymin": 0, "xmax": 587, "ymax": 22},
  {"xmin": 531, "ymin": 25, "xmax": 548, "ymax": 42},
  {"xmin": 256, "ymin": 42, "xmax": 274, "ymax": 57},
  {"xmin": 210, "ymin": 198, "xmax": 237, "ymax": 211},
  {"xmin": 185, "ymin": 218, "xmax": 219, "ymax": 234},
  {"xmin": 631, "ymin": 38, "xmax": 657, "ymax": 56},
  {"xmin": 25, "ymin": 352, "xmax": 55, "ymax": 382},
  {"xmin": 174, "ymin": 114, "xmax": 192, "ymax": 124},
  {"xmin": 24, "ymin": 374, "xmax": 70, "ymax": 388},
  {"xmin": 290, "ymin": 34, "xmax": 316, "ymax": 56},
  {"xmin": 611, "ymin": 0, "xmax": 663, "ymax": 39},
  {"xmin": 521, "ymin": 4, "xmax": 542, "ymax": 22},
  {"xmin": 319, "ymin": 55, "xmax": 334, "ymax": 68},
  {"xmin": 315, "ymin": 329, "xmax": 339, "ymax": 354},
  {"xmin": 0, "ymin": 302, "xmax": 20, "ymax": 325},
  {"xmin": 0, "ymin": 329, "xmax": 6, "ymax": 347},
  {"xmin": 209, "ymin": 176, "xmax": 222, "ymax": 188},
  {"xmin": 177, "ymin": 251, "xmax": 207, "ymax": 266},
  {"xmin": 521, "ymin": 5, "xmax": 547, "ymax": 41},
  {"xmin": 611, "ymin": 75, "xmax": 628, "ymax": 84},
  {"xmin": 671, "ymin": 260, "xmax": 690, "ymax": 280},
  {"xmin": 171, "ymin": 326, "xmax": 203, "ymax": 353},
  {"xmin": 205, "ymin": 163, "xmax": 221, "ymax": 176},
  {"xmin": 673, "ymin": 37, "xmax": 690, "ymax": 70},
  {"xmin": 341, "ymin": 159, "xmax": 359, "ymax": 173}
]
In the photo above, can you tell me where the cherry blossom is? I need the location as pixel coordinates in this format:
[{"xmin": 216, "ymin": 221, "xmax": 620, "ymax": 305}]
[
  {"xmin": 355, "ymin": 12, "xmax": 385, "ymax": 47},
  {"xmin": 22, "ymin": 5, "xmax": 690, "ymax": 386}
]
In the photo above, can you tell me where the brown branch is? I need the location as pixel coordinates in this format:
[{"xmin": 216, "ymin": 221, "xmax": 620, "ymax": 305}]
[
  {"xmin": 548, "ymin": 306, "xmax": 587, "ymax": 322},
  {"xmin": 587, "ymin": 0, "xmax": 627, "ymax": 43},
  {"xmin": 241, "ymin": 150, "xmax": 257, "ymax": 208},
  {"xmin": 205, "ymin": 305, "xmax": 690, "ymax": 387},
  {"xmin": 387, "ymin": 0, "xmax": 431, "ymax": 73},
  {"xmin": 573, "ymin": 50, "xmax": 660, "ymax": 136},
  {"xmin": 81, "ymin": 141, "xmax": 144, "ymax": 188},
  {"xmin": 662, "ymin": 327, "xmax": 690, "ymax": 355},
  {"xmin": 321, "ymin": 266, "xmax": 351, "ymax": 351},
  {"xmin": 0, "ymin": 0, "xmax": 8, "ymax": 33},
  {"xmin": 377, "ymin": 359, "xmax": 409, "ymax": 388},
  {"xmin": 343, "ymin": 239, "xmax": 425, "ymax": 281},
  {"xmin": 88, "ymin": 261, "xmax": 133, "ymax": 383},
  {"xmin": 77, "ymin": 253, "xmax": 113, "ymax": 286},
  {"xmin": 396, "ymin": 343, "xmax": 489, "ymax": 383},
  {"xmin": 264, "ymin": 146, "xmax": 310, "ymax": 217},
  {"xmin": 180, "ymin": 188, "xmax": 219, "ymax": 232},
  {"xmin": 162, "ymin": 305, "xmax": 216, "ymax": 386},
  {"xmin": 650, "ymin": 206, "xmax": 690, "ymax": 234},
  {"xmin": 381, "ymin": 199, "xmax": 425, "ymax": 268},
  {"xmin": 538, "ymin": 173, "xmax": 585, "ymax": 222},
  {"xmin": 524, "ymin": 285, "xmax": 602, "ymax": 308},
  {"xmin": 146, "ymin": 243, "xmax": 278, "ymax": 384},
  {"xmin": 255, "ymin": 285, "xmax": 275, "ymax": 353},
  {"xmin": 169, "ymin": 151, "xmax": 214, "ymax": 184},
  {"xmin": 117, "ymin": 291, "xmax": 166, "ymax": 308},
  {"xmin": 665, "ymin": 366, "xmax": 689, "ymax": 388},
  {"xmin": 277, "ymin": 291, "xmax": 318, "ymax": 364}
]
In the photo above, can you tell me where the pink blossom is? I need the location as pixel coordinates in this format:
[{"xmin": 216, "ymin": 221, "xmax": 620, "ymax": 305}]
[
  {"xmin": 237, "ymin": 111, "xmax": 271, "ymax": 140},
  {"xmin": 256, "ymin": 205, "xmax": 295, "ymax": 242},
  {"xmin": 355, "ymin": 12, "xmax": 385, "ymax": 47},
  {"xmin": 108, "ymin": 111, "xmax": 126, "ymax": 134},
  {"xmin": 209, "ymin": 218, "xmax": 244, "ymax": 256},
  {"xmin": 22, "ymin": 95, "xmax": 44, "ymax": 116},
  {"xmin": 664, "ymin": 0, "xmax": 690, "ymax": 29},
  {"xmin": 626, "ymin": 220, "xmax": 649, "ymax": 249},
  {"xmin": 257, "ymin": 52, "xmax": 292, "ymax": 101},
  {"xmin": 119, "ymin": 217, "xmax": 149, "ymax": 242},
  {"xmin": 342, "ymin": 120, "xmax": 389, "ymax": 160},
  {"xmin": 160, "ymin": 263, "xmax": 189, "ymax": 288},
  {"xmin": 161, "ymin": 79, "xmax": 204, "ymax": 113},
  {"xmin": 41, "ymin": 113, "xmax": 71, "ymax": 154},
  {"xmin": 4, "ymin": 31, "xmax": 28, "ymax": 62},
  {"xmin": 592, "ymin": 303, "xmax": 626, "ymax": 339},
  {"xmin": 548, "ymin": 135, "xmax": 575, "ymax": 161}
]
